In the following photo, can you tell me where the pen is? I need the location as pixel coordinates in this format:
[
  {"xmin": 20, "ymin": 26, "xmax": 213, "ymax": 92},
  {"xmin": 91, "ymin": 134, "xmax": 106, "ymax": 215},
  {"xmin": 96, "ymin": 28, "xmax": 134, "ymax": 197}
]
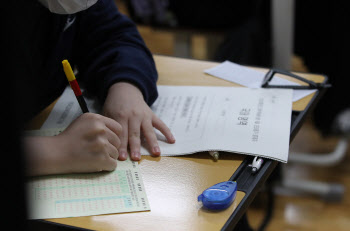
[
  {"xmin": 209, "ymin": 151, "xmax": 219, "ymax": 161},
  {"xmin": 62, "ymin": 59, "xmax": 89, "ymax": 113},
  {"xmin": 251, "ymin": 156, "xmax": 264, "ymax": 173}
]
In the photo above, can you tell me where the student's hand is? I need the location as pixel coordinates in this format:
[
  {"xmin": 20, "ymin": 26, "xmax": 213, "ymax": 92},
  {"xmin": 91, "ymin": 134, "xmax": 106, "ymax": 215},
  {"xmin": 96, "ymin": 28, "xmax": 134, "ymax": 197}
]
[
  {"xmin": 25, "ymin": 113, "xmax": 122, "ymax": 176},
  {"xmin": 103, "ymin": 82, "xmax": 175, "ymax": 161}
]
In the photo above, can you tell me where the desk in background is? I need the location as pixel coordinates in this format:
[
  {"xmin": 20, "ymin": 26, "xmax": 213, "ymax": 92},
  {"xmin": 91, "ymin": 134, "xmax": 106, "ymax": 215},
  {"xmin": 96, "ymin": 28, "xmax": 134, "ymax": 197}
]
[{"xmin": 28, "ymin": 55, "xmax": 327, "ymax": 231}]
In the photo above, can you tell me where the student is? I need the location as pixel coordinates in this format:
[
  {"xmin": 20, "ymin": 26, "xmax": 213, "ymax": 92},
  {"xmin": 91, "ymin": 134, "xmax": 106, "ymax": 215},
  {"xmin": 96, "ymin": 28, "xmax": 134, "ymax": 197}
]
[{"xmin": 11, "ymin": 0, "xmax": 175, "ymax": 176}]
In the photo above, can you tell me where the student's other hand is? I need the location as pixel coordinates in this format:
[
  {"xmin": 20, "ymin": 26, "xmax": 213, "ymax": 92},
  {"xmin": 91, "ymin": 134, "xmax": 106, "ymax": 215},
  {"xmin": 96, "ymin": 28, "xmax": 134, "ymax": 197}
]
[
  {"xmin": 103, "ymin": 82, "xmax": 175, "ymax": 161},
  {"xmin": 25, "ymin": 113, "xmax": 122, "ymax": 176}
]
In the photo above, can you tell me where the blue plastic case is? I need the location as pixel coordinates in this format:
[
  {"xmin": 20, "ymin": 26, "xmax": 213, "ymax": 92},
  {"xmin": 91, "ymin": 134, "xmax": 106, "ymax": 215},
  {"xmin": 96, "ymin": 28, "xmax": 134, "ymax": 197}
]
[{"xmin": 198, "ymin": 181, "xmax": 237, "ymax": 210}]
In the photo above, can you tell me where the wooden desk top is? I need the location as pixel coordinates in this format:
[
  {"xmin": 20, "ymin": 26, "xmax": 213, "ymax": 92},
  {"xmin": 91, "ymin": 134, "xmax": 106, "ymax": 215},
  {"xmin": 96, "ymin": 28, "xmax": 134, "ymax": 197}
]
[{"xmin": 32, "ymin": 55, "xmax": 325, "ymax": 230}]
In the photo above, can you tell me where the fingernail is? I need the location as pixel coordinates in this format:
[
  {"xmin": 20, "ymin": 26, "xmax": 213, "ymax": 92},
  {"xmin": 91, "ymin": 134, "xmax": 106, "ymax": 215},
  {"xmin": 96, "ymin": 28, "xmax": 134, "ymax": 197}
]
[
  {"xmin": 132, "ymin": 151, "xmax": 141, "ymax": 161},
  {"xmin": 153, "ymin": 146, "xmax": 160, "ymax": 155},
  {"xmin": 119, "ymin": 150, "xmax": 127, "ymax": 160}
]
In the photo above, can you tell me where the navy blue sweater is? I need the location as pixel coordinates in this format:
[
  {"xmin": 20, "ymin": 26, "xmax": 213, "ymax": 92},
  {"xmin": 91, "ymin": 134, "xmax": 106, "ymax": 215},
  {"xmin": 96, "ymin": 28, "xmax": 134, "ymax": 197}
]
[{"xmin": 15, "ymin": 0, "xmax": 158, "ymax": 122}]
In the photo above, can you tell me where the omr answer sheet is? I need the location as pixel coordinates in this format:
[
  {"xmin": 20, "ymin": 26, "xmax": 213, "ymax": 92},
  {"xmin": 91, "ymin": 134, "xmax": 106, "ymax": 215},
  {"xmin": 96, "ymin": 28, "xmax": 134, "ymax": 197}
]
[
  {"xmin": 41, "ymin": 85, "xmax": 292, "ymax": 162},
  {"xmin": 26, "ymin": 156, "xmax": 150, "ymax": 219}
]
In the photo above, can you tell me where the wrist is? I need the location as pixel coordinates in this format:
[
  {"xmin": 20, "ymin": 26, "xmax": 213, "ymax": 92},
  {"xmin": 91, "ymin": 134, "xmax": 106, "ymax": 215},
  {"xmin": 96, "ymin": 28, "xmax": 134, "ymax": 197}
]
[{"xmin": 108, "ymin": 81, "xmax": 143, "ymax": 98}]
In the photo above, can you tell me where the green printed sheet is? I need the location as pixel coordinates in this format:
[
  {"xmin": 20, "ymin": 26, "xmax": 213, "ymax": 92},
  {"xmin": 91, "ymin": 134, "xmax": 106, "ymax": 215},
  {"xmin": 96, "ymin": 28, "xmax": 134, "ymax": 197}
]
[{"xmin": 27, "ymin": 158, "xmax": 150, "ymax": 219}]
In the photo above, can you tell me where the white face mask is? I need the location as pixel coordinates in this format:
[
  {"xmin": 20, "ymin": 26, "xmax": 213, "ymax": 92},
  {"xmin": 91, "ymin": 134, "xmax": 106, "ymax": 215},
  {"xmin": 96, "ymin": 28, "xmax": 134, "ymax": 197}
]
[{"xmin": 38, "ymin": 0, "xmax": 99, "ymax": 14}]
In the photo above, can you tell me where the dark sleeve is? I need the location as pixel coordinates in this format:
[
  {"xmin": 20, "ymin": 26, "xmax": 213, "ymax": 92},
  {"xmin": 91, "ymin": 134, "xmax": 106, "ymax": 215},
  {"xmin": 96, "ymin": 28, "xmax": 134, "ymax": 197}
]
[{"xmin": 72, "ymin": 0, "xmax": 158, "ymax": 105}]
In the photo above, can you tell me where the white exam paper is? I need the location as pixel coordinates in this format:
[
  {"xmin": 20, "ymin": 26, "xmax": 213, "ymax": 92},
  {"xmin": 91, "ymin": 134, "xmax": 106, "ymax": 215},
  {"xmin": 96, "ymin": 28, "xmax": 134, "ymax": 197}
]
[
  {"xmin": 141, "ymin": 86, "xmax": 292, "ymax": 163},
  {"xmin": 204, "ymin": 61, "xmax": 316, "ymax": 102}
]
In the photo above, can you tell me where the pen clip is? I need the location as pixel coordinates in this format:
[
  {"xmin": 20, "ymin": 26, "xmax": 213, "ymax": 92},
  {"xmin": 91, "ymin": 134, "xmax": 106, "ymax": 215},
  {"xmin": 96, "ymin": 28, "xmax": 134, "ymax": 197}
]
[{"xmin": 251, "ymin": 156, "xmax": 264, "ymax": 174}]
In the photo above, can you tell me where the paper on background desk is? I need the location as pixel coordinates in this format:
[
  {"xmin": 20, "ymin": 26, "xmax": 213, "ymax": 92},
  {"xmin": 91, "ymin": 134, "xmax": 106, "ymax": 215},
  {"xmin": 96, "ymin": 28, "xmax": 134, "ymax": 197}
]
[
  {"xmin": 204, "ymin": 60, "xmax": 316, "ymax": 102},
  {"xmin": 26, "ymin": 131, "xmax": 150, "ymax": 219},
  {"xmin": 42, "ymin": 85, "xmax": 292, "ymax": 163}
]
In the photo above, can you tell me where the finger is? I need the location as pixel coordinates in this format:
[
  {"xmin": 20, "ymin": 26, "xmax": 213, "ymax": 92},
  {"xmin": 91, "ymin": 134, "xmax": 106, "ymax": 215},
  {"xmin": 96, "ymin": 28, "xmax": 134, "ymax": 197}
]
[
  {"xmin": 117, "ymin": 120, "xmax": 129, "ymax": 161},
  {"xmin": 99, "ymin": 115, "xmax": 124, "ymax": 160},
  {"xmin": 142, "ymin": 120, "xmax": 161, "ymax": 156},
  {"xmin": 152, "ymin": 116, "xmax": 175, "ymax": 143},
  {"xmin": 96, "ymin": 140, "xmax": 118, "ymax": 171},
  {"xmin": 128, "ymin": 119, "xmax": 142, "ymax": 161},
  {"xmin": 103, "ymin": 156, "xmax": 118, "ymax": 171},
  {"xmin": 105, "ymin": 142, "xmax": 120, "ymax": 160},
  {"xmin": 100, "ymin": 114, "xmax": 128, "ymax": 160},
  {"xmin": 105, "ymin": 126, "xmax": 121, "ymax": 149},
  {"xmin": 100, "ymin": 115, "xmax": 123, "ymax": 136}
]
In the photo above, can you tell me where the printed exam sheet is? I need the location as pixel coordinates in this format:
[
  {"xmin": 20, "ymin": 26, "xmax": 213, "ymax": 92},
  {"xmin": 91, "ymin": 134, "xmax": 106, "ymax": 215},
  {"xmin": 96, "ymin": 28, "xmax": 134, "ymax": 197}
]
[
  {"xmin": 27, "ymin": 158, "xmax": 150, "ymax": 219},
  {"xmin": 141, "ymin": 86, "xmax": 293, "ymax": 163}
]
